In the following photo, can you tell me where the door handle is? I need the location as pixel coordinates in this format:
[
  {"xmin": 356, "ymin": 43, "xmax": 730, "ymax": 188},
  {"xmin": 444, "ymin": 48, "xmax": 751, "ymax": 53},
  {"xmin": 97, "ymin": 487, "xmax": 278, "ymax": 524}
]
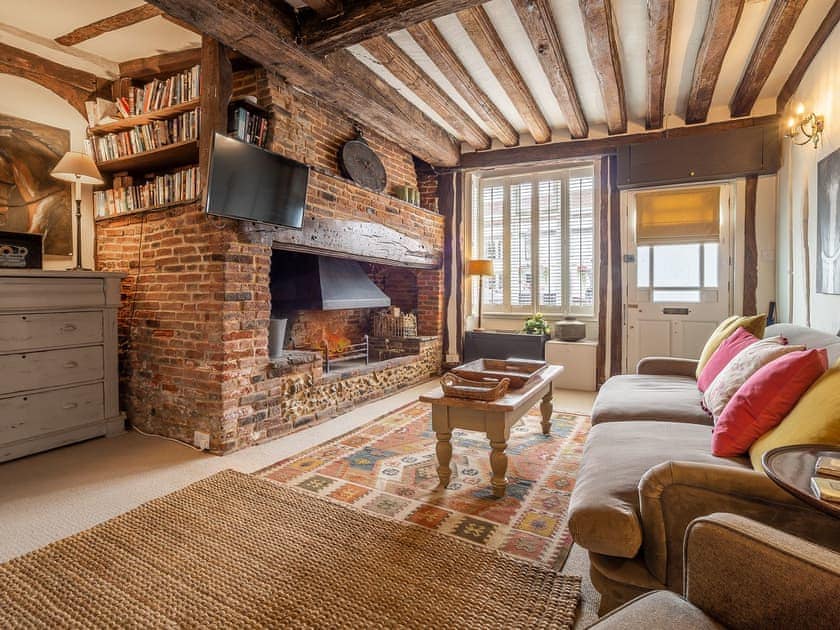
[
  {"xmin": 63, "ymin": 361, "xmax": 79, "ymax": 369},
  {"xmin": 62, "ymin": 402, "xmax": 79, "ymax": 410},
  {"xmin": 61, "ymin": 324, "xmax": 78, "ymax": 332}
]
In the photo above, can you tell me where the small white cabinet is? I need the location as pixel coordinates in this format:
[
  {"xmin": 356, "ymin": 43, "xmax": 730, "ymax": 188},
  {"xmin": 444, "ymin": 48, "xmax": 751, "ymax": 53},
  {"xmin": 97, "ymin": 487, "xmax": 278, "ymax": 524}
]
[
  {"xmin": 0, "ymin": 270, "xmax": 125, "ymax": 462},
  {"xmin": 544, "ymin": 339, "xmax": 597, "ymax": 392}
]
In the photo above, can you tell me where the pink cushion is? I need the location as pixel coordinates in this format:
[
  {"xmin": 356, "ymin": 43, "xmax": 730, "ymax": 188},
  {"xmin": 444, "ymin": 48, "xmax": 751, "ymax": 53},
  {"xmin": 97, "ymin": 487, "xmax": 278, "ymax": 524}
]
[
  {"xmin": 711, "ymin": 348, "xmax": 829, "ymax": 457},
  {"xmin": 697, "ymin": 327, "xmax": 759, "ymax": 392}
]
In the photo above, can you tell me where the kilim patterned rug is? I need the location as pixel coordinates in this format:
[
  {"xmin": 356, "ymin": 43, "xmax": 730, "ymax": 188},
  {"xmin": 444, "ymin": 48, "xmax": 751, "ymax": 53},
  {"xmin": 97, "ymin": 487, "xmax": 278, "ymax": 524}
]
[
  {"xmin": 258, "ymin": 400, "xmax": 590, "ymax": 569},
  {"xmin": 0, "ymin": 470, "xmax": 580, "ymax": 629}
]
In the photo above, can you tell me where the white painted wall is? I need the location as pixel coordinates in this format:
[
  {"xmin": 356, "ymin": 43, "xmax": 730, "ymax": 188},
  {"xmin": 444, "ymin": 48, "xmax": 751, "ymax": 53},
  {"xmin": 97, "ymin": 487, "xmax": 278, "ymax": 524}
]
[
  {"xmin": 0, "ymin": 74, "xmax": 94, "ymax": 270},
  {"xmin": 776, "ymin": 26, "xmax": 840, "ymax": 335}
]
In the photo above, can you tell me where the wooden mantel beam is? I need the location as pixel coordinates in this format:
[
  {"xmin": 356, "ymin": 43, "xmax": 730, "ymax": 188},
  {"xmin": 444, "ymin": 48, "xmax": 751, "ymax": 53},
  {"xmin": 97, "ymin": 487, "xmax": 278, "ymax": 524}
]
[
  {"xmin": 646, "ymin": 0, "xmax": 674, "ymax": 129},
  {"xmin": 56, "ymin": 5, "xmax": 163, "ymax": 47},
  {"xmin": 685, "ymin": 0, "xmax": 744, "ymax": 124},
  {"xmin": 300, "ymin": 0, "xmax": 487, "ymax": 55},
  {"xmin": 578, "ymin": 0, "xmax": 627, "ymax": 135},
  {"xmin": 511, "ymin": 0, "xmax": 588, "ymax": 139},
  {"xmin": 730, "ymin": 0, "xmax": 808, "ymax": 117},
  {"xmin": 361, "ymin": 36, "xmax": 490, "ymax": 150},
  {"xmin": 0, "ymin": 42, "xmax": 99, "ymax": 117},
  {"xmin": 457, "ymin": 5, "xmax": 552, "ymax": 144},
  {"xmin": 407, "ymin": 21, "xmax": 519, "ymax": 147},
  {"xmin": 145, "ymin": 0, "xmax": 460, "ymax": 166}
]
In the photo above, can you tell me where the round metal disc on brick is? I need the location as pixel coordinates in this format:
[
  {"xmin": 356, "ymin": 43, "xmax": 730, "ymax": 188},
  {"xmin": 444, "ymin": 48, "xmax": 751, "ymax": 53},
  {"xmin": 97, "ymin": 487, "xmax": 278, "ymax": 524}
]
[{"xmin": 339, "ymin": 139, "xmax": 387, "ymax": 191}]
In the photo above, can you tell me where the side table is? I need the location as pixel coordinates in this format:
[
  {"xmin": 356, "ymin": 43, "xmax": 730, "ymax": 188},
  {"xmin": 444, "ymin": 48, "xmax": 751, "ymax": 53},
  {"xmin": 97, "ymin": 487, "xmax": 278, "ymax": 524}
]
[{"xmin": 762, "ymin": 444, "xmax": 840, "ymax": 519}]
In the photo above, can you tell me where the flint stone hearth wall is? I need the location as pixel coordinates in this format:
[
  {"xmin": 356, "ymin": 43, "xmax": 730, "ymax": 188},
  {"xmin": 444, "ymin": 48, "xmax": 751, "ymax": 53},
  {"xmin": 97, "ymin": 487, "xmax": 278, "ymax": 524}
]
[{"xmin": 95, "ymin": 67, "xmax": 446, "ymax": 453}]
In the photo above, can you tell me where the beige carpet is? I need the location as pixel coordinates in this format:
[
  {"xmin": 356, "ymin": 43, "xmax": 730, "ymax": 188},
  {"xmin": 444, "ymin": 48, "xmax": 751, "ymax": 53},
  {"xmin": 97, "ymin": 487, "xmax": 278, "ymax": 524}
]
[{"xmin": 0, "ymin": 469, "xmax": 580, "ymax": 629}]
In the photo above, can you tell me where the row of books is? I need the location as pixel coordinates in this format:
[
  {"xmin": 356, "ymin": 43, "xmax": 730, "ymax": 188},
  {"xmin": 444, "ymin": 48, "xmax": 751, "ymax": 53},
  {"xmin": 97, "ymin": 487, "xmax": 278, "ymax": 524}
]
[
  {"xmin": 92, "ymin": 110, "xmax": 199, "ymax": 163},
  {"xmin": 228, "ymin": 106, "xmax": 269, "ymax": 148},
  {"xmin": 94, "ymin": 167, "xmax": 199, "ymax": 218},
  {"xmin": 115, "ymin": 65, "xmax": 201, "ymax": 118}
]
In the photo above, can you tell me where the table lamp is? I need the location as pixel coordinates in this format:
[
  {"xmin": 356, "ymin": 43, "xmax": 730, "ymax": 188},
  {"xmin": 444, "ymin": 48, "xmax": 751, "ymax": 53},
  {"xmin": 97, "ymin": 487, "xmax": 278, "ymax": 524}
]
[
  {"xmin": 467, "ymin": 258, "xmax": 494, "ymax": 330},
  {"xmin": 51, "ymin": 151, "xmax": 104, "ymax": 271}
]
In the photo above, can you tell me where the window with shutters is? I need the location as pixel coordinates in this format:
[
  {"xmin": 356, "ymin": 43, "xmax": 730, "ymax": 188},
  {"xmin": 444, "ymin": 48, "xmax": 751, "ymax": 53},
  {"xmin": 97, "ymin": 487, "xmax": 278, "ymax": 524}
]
[{"xmin": 471, "ymin": 164, "xmax": 597, "ymax": 315}]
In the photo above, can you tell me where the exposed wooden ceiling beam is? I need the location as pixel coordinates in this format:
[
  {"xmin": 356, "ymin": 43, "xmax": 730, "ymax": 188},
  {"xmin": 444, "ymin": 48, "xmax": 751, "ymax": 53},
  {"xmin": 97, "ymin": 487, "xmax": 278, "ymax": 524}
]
[
  {"xmin": 578, "ymin": 0, "xmax": 626, "ymax": 135},
  {"xmin": 460, "ymin": 114, "xmax": 780, "ymax": 170},
  {"xmin": 361, "ymin": 36, "xmax": 490, "ymax": 150},
  {"xmin": 511, "ymin": 0, "xmax": 588, "ymax": 139},
  {"xmin": 145, "ymin": 0, "xmax": 460, "ymax": 166},
  {"xmin": 301, "ymin": 0, "xmax": 344, "ymax": 20},
  {"xmin": 55, "ymin": 5, "xmax": 162, "ymax": 47},
  {"xmin": 457, "ymin": 5, "xmax": 551, "ymax": 144},
  {"xmin": 407, "ymin": 22, "xmax": 519, "ymax": 147},
  {"xmin": 0, "ymin": 42, "xmax": 99, "ymax": 117},
  {"xmin": 777, "ymin": 0, "xmax": 840, "ymax": 112},
  {"xmin": 119, "ymin": 48, "xmax": 202, "ymax": 80},
  {"xmin": 300, "ymin": 0, "xmax": 487, "ymax": 55},
  {"xmin": 730, "ymin": 0, "xmax": 808, "ymax": 117},
  {"xmin": 685, "ymin": 0, "xmax": 744, "ymax": 124},
  {"xmin": 646, "ymin": 0, "xmax": 674, "ymax": 129}
]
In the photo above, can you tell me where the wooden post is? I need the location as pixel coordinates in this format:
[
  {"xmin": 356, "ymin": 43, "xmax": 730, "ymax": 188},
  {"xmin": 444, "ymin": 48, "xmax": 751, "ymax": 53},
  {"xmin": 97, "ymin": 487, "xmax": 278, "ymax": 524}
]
[
  {"xmin": 199, "ymin": 35, "xmax": 232, "ymax": 203},
  {"xmin": 743, "ymin": 175, "xmax": 758, "ymax": 316}
]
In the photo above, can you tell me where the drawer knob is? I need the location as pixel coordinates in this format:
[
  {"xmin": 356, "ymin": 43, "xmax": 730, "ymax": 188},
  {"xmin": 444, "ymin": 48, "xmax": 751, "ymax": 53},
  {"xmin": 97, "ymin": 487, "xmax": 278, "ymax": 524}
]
[
  {"xmin": 61, "ymin": 324, "xmax": 78, "ymax": 332},
  {"xmin": 62, "ymin": 402, "xmax": 79, "ymax": 410},
  {"xmin": 63, "ymin": 361, "xmax": 79, "ymax": 369}
]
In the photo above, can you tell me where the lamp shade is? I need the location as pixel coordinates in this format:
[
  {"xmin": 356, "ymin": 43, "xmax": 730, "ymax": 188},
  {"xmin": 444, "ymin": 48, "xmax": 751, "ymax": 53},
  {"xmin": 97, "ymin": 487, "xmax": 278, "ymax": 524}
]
[
  {"xmin": 50, "ymin": 151, "xmax": 103, "ymax": 185},
  {"xmin": 467, "ymin": 259, "xmax": 494, "ymax": 276}
]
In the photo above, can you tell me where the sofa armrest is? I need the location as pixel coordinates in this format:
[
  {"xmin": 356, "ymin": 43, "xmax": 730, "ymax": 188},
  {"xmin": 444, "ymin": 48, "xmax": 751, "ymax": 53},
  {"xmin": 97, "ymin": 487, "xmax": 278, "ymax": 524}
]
[
  {"xmin": 684, "ymin": 513, "xmax": 840, "ymax": 628},
  {"xmin": 636, "ymin": 357, "xmax": 699, "ymax": 377},
  {"xmin": 637, "ymin": 461, "xmax": 839, "ymax": 589}
]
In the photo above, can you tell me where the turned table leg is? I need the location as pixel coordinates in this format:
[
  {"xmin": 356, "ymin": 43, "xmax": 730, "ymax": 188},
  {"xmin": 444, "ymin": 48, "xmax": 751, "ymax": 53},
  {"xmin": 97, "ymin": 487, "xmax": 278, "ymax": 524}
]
[
  {"xmin": 540, "ymin": 387, "xmax": 553, "ymax": 435},
  {"xmin": 489, "ymin": 439, "xmax": 509, "ymax": 498},
  {"xmin": 435, "ymin": 430, "xmax": 453, "ymax": 488}
]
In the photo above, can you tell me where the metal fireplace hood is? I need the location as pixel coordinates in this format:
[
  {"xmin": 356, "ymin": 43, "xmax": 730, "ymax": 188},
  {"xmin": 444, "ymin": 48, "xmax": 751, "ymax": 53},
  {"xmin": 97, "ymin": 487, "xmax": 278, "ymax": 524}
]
[{"xmin": 271, "ymin": 251, "xmax": 391, "ymax": 312}]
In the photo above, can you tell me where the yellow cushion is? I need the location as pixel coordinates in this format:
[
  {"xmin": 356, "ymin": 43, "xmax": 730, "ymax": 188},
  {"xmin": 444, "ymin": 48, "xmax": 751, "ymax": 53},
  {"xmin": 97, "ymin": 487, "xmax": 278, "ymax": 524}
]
[
  {"xmin": 696, "ymin": 314, "xmax": 767, "ymax": 378},
  {"xmin": 749, "ymin": 361, "xmax": 840, "ymax": 470}
]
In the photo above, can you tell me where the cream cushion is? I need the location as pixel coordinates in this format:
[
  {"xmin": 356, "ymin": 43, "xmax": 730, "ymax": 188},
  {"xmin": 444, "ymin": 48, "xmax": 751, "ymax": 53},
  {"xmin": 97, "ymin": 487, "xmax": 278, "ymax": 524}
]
[
  {"xmin": 702, "ymin": 337, "xmax": 803, "ymax": 421},
  {"xmin": 695, "ymin": 314, "xmax": 766, "ymax": 379}
]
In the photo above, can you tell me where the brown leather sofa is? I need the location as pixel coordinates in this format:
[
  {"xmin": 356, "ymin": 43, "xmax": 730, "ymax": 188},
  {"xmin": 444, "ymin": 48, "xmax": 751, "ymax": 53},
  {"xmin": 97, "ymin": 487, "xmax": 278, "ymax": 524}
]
[
  {"xmin": 591, "ymin": 513, "xmax": 840, "ymax": 629},
  {"xmin": 568, "ymin": 324, "xmax": 840, "ymax": 614}
]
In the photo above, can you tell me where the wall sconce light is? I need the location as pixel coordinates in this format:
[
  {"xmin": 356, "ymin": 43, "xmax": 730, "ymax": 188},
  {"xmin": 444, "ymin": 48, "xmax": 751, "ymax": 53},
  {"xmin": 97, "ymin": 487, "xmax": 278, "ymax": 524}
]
[{"xmin": 785, "ymin": 102, "xmax": 824, "ymax": 148}]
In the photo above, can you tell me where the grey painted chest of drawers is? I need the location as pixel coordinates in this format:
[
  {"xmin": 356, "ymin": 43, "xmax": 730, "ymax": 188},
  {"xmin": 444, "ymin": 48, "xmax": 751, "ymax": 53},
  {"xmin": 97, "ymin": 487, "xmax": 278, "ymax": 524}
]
[{"xmin": 0, "ymin": 270, "xmax": 125, "ymax": 462}]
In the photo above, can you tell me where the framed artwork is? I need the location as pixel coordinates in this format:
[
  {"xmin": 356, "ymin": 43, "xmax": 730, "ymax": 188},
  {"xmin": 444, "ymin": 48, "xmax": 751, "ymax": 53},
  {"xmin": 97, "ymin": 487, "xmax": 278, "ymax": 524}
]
[
  {"xmin": 0, "ymin": 113, "xmax": 72, "ymax": 256},
  {"xmin": 817, "ymin": 147, "xmax": 840, "ymax": 295}
]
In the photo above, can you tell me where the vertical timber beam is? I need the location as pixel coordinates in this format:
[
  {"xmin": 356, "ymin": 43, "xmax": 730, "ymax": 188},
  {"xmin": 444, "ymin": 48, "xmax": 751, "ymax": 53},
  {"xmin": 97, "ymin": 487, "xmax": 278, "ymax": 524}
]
[{"xmin": 199, "ymin": 36, "xmax": 232, "ymax": 202}]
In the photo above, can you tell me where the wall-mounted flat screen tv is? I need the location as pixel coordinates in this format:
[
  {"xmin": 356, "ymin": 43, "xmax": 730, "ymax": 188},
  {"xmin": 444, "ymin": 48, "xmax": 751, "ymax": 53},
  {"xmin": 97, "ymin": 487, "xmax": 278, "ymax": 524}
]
[{"xmin": 206, "ymin": 133, "xmax": 309, "ymax": 229}]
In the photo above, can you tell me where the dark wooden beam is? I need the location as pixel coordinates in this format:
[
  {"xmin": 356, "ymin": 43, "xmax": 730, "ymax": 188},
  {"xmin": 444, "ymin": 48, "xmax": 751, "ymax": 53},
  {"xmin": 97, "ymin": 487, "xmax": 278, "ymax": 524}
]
[
  {"xmin": 777, "ymin": 1, "xmax": 840, "ymax": 112},
  {"xmin": 300, "ymin": 0, "xmax": 487, "ymax": 55},
  {"xmin": 457, "ymin": 5, "xmax": 551, "ymax": 144},
  {"xmin": 596, "ymin": 155, "xmax": 609, "ymax": 387},
  {"xmin": 511, "ymin": 0, "xmax": 588, "ymax": 139},
  {"xmin": 743, "ymin": 175, "xmax": 758, "ymax": 316},
  {"xmin": 361, "ymin": 36, "xmax": 490, "ymax": 150},
  {"xmin": 0, "ymin": 42, "xmax": 99, "ymax": 117},
  {"xmin": 460, "ymin": 113, "xmax": 780, "ymax": 169},
  {"xmin": 731, "ymin": 0, "xmax": 808, "ymax": 117},
  {"xmin": 199, "ymin": 36, "xmax": 232, "ymax": 202},
  {"xmin": 578, "ymin": 0, "xmax": 626, "ymax": 135},
  {"xmin": 407, "ymin": 21, "xmax": 519, "ymax": 147},
  {"xmin": 301, "ymin": 0, "xmax": 344, "ymax": 20},
  {"xmin": 146, "ymin": 0, "xmax": 460, "ymax": 166},
  {"xmin": 608, "ymin": 154, "xmax": 622, "ymax": 377},
  {"xmin": 685, "ymin": 0, "xmax": 744, "ymax": 124},
  {"xmin": 56, "ymin": 5, "xmax": 162, "ymax": 46},
  {"xmin": 118, "ymin": 48, "xmax": 202, "ymax": 80},
  {"xmin": 646, "ymin": 0, "xmax": 674, "ymax": 129}
]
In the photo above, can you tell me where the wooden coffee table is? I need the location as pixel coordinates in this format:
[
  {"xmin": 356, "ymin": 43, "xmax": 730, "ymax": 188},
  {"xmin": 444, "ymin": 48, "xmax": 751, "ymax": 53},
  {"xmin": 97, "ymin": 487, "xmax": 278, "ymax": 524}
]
[
  {"xmin": 419, "ymin": 365, "xmax": 563, "ymax": 498},
  {"xmin": 762, "ymin": 444, "xmax": 840, "ymax": 519}
]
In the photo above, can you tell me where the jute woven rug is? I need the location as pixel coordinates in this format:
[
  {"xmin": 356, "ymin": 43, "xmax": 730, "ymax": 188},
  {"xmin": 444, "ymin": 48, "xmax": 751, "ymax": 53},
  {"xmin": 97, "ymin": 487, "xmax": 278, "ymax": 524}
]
[
  {"xmin": 258, "ymin": 401, "xmax": 590, "ymax": 569},
  {"xmin": 0, "ymin": 470, "xmax": 580, "ymax": 629}
]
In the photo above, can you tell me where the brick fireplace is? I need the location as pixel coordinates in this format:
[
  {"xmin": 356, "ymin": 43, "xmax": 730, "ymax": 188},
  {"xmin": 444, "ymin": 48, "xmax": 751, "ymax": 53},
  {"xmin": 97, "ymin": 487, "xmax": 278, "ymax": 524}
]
[{"xmin": 95, "ymin": 67, "xmax": 445, "ymax": 453}]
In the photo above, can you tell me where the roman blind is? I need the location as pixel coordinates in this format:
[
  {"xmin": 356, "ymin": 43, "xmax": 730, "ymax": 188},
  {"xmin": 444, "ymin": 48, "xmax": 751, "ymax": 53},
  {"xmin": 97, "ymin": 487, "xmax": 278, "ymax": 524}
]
[{"xmin": 636, "ymin": 187, "xmax": 721, "ymax": 245}]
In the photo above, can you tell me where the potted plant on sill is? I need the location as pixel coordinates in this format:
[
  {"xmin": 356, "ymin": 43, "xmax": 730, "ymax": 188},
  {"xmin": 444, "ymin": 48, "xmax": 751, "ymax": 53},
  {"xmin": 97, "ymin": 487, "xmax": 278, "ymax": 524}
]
[{"xmin": 522, "ymin": 312, "xmax": 551, "ymax": 336}]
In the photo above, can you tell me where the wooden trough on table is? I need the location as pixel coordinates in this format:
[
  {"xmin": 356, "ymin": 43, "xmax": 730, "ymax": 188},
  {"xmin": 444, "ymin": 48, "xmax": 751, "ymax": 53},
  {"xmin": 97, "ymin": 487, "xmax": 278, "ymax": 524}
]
[{"xmin": 450, "ymin": 358, "xmax": 547, "ymax": 390}]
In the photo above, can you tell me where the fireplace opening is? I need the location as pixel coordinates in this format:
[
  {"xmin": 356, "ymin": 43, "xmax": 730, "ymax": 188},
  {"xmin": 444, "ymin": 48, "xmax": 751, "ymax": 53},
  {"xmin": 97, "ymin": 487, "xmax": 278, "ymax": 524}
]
[{"xmin": 269, "ymin": 249, "xmax": 429, "ymax": 373}]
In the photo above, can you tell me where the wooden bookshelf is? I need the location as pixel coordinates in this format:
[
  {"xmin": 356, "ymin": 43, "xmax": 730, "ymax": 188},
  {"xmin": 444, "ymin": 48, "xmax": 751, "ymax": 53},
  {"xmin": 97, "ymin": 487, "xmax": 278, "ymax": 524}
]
[
  {"xmin": 94, "ymin": 197, "xmax": 199, "ymax": 223},
  {"xmin": 89, "ymin": 99, "xmax": 200, "ymax": 134},
  {"xmin": 96, "ymin": 140, "xmax": 199, "ymax": 174}
]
